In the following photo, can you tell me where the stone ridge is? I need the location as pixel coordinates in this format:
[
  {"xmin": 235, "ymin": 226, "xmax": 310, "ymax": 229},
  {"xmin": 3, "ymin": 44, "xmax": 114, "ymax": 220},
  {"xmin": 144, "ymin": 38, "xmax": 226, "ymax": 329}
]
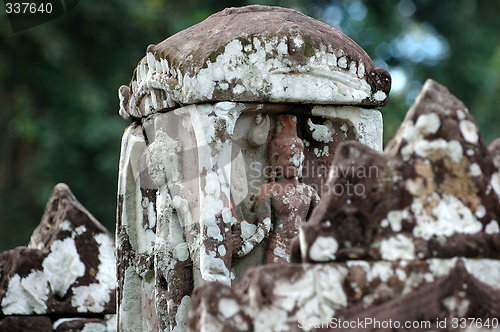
[
  {"xmin": 299, "ymin": 79, "xmax": 500, "ymax": 263},
  {"xmin": 119, "ymin": 5, "xmax": 391, "ymax": 120},
  {"xmin": 0, "ymin": 183, "xmax": 116, "ymax": 331},
  {"xmin": 187, "ymin": 259, "xmax": 500, "ymax": 332}
]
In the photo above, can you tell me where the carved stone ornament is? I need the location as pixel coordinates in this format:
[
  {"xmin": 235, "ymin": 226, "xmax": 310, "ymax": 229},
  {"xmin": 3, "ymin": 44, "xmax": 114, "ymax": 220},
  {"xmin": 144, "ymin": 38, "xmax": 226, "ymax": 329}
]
[
  {"xmin": 0, "ymin": 183, "xmax": 116, "ymax": 331},
  {"xmin": 116, "ymin": 5, "xmax": 390, "ymax": 331},
  {"xmin": 185, "ymin": 80, "xmax": 500, "ymax": 332}
]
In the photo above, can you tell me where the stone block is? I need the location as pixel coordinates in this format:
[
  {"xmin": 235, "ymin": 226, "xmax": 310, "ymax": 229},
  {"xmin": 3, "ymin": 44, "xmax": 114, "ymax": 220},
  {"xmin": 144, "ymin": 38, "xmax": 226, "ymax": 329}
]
[{"xmin": 0, "ymin": 316, "xmax": 52, "ymax": 332}]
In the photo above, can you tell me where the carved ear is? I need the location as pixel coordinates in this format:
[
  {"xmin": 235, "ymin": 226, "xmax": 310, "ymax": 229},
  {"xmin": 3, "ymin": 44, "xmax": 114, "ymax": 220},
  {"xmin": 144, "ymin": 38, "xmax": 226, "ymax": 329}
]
[
  {"xmin": 247, "ymin": 114, "xmax": 270, "ymax": 147},
  {"xmin": 119, "ymin": 85, "xmax": 131, "ymax": 120}
]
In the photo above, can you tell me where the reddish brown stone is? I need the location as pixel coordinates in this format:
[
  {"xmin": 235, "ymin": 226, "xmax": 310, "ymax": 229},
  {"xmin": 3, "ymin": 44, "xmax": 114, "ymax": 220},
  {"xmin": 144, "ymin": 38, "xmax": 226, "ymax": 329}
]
[{"xmin": 0, "ymin": 316, "xmax": 52, "ymax": 332}]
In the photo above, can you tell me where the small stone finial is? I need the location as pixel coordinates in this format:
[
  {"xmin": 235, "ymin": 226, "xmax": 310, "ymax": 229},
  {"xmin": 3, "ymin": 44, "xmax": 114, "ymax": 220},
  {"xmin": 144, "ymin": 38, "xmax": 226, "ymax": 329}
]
[{"xmin": 0, "ymin": 183, "xmax": 116, "ymax": 330}]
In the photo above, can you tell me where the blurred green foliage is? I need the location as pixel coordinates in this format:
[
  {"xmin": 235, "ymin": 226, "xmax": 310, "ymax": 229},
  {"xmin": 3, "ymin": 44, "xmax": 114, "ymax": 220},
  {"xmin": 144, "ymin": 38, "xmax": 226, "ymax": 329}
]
[{"xmin": 1, "ymin": 0, "xmax": 499, "ymax": 251}]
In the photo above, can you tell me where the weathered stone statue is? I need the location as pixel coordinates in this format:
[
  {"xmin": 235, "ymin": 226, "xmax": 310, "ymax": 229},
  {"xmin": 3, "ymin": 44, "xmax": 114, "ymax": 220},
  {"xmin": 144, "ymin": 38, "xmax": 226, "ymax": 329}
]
[
  {"xmin": 116, "ymin": 5, "xmax": 390, "ymax": 331},
  {"xmin": 251, "ymin": 114, "xmax": 320, "ymax": 264}
]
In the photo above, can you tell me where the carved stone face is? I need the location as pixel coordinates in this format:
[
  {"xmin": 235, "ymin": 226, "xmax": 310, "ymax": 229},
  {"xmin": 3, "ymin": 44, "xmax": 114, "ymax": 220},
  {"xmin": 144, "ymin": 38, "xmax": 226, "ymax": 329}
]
[
  {"xmin": 275, "ymin": 138, "xmax": 304, "ymax": 179},
  {"xmin": 268, "ymin": 115, "xmax": 306, "ymax": 180}
]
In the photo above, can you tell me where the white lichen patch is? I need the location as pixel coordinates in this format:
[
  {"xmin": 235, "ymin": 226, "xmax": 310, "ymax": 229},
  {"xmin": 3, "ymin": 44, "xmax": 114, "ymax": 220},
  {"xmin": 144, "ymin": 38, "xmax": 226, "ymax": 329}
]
[
  {"xmin": 309, "ymin": 236, "xmax": 338, "ymax": 261},
  {"xmin": 413, "ymin": 139, "xmax": 463, "ymax": 163},
  {"xmin": 272, "ymin": 266, "xmax": 346, "ymax": 331},
  {"xmin": 403, "ymin": 113, "xmax": 441, "ymax": 143},
  {"xmin": 315, "ymin": 266, "xmax": 348, "ymax": 309},
  {"xmin": 71, "ymin": 234, "xmax": 116, "ymax": 313},
  {"xmin": 411, "ymin": 194, "xmax": 482, "ymax": 240},
  {"xmin": 42, "ymin": 238, "xmax": 85, "ymax": 298},
  {"xmin": 475, "ymin": 204, "xmax": 486, "ymax": 218},
  {"xmin": 442, "ymin": 296, "xmax": 470, "ymax": 318},
  {"xmin": 307, "ymin": 119, "xmax": 335, "ymax": 143},
  {"xmin": 457, "ymin": 109, "xmax": 466, "ymax": 120},
  {"xmin": 72, "ymin": 283, "xmax": 111, "ymax": 313},
  {"xmin": 218, "ymin": 245, "xmax": 226, "ymax": 257},
  {"xmin": 401, "ymin": 271, "xmax": 428, "ymax": 296},
  {"xmin": 59, "ymin": 220, "xmax": 72, "ymax": 232},
  {"xmin": 1, "ymin": 271, "xmax": 49, "ymax": 315},
  {"xmin": 428, "ymin": 258, "xmax": 459, "ymax": 278},
  {"xmin": 204, "ymin": 217, "xmax": 223, "ymax": 242},
  {"xmin": 382, "ymin": 210, "xmax": 407, "ymax": 232},
  {"xmin": 289, "ymin": 151, "xmax": 305, "ymax": 168},
  {"xmin": 253, "ymin": 306, "xmax": 289, "ymax": 332},
  {"xmin": 80, "ymin": 322, "xmax": 108, "ymax": 332},
  {"xmin": 395, "ymin": 268, "xmax": 407, "ymax": 281},
  {"xmin": 399, "ymin": 113, "xmax": 467, "ymax": 162},
  {"xmin": 469, "ymin": 163, "xmax": 482, "ymax": 177},
  {"xmin": 75, "ymin": 225, "xmax": 87, "ymax": 235},
  {"xmin": 373, "ymin": 91, "xmax": 387, "ymax": 102},
  {"xmin": 239, "ymin": 217, "xmax": 271, "ymax": 256},
  {"xmin": 199, "ymin": 247, "xmax": 231, "ymax": 286},
  {"xmin": 365, "ymin": 261, "xmax": 394, "ymax": 283},
  {"xmin": 241, "ymin": 220, "xmax": 257, "ymax": 239},
  {"xmin": 380, "ymin": 234, "xmax": 415, "ymax": 261},
  {"xmin": 273, "ymin": 245, "xmax": 288, "ymax": 261},
  {"xmin": 174, "ymin": 296, "xmax": 191, "ymax": 332},
  {"xmin": 273, "ymin": 269, "xmax": 315, "ymax": 309},
  {"xmin": 490, "ymin": 172, "xmax": 500, "ymax": 197},
  {"xmin": 459, "ymin": 119, "xmax": 479, "ymax": 144},
  {"xmin": 313, "ymin": 146, "xmax": 329, "ymax": 158},
  {"xmin": 485, "ymin": 220, "xmax": 500, "ymax": 234},
  {"xmin": 311, "ymin": 106, "xmax": 383, "ymax": 151},
  {"xmin": 295, "ymin": 298, "xmax": 335, "ymax": 331},
  {"xmin": 94, "ymin": 234, "xmax": 116, "ymax": 287},
  {"xmin": 340, "ymin": 122, "xmax": 349, "ymax": 139},
  {"xmin": 464, "ymin": 259, "xmax": 500, "ymax": 291},
  {"xmin": 219, "ymin": 298, "xmax": 240, "ymax": 319}
]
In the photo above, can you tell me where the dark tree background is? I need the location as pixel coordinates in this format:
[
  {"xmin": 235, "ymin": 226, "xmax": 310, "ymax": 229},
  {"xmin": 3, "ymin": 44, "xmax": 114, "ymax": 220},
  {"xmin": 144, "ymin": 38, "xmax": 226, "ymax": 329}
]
[{"xmin": 1, "ymin": 0, "xmax": 499, "ymax": 251}]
